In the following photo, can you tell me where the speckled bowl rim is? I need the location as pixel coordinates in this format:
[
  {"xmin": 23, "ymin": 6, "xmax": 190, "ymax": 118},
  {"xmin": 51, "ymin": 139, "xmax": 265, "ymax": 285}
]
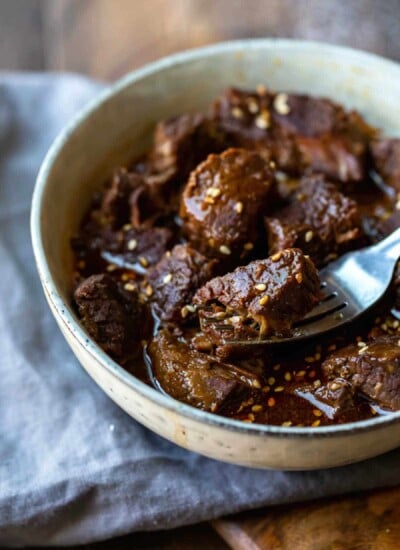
[{"xmin": 31, "ymin": 38, "xmax": 400, "ymax": 440}]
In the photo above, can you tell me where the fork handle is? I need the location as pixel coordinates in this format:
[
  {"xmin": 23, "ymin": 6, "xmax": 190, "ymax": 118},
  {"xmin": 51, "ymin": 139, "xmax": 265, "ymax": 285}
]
[{"xmin": 372, "ymin": 226, "xmax": 400, "ymax": 261}]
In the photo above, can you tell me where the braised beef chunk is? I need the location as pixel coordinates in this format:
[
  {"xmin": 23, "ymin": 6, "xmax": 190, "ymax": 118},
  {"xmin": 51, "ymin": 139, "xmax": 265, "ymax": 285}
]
[
  {"xmin": 100, "ymin": 168, "xmax": 140, "ymax": 228},
  {"xmin": 76, "ymin": 223, "xmax": 173, "ymax": 274},
  {"xmin": 371, "ymin": 138, "xmax": 400, "ymax": 192},
  {"xmin": 322, "ymin": 336, "xmax": 400, "ymax": 410},
  {"xmin": 269, "ymin": 92, "xmax": 372, "ymax": 141},
  {"xmin": 212, "ymin": 87, "xmax": 274, "ymax": 147},
  {"xmin": 194, "ymin": 248, "xmax": 321, "ymax": 338},
  {"xmin": 212, "ymin": 88, "xmax": 370, "ymax": 183},
  {"xmin": 146, "ymin": 244, "xmax": 217, "ymax": 323},
  {"xmin": 295, "ymin": 380, "xmax": 356, "ymax": 420},
  {"xmin": 148, "ymin": 329, "xmax": 256, "ymax": 411},
  {"xmin": 296, "ymin": 136, "xmax": 365, "ymax": 183},
  {"xmin": 74, "ymin": 274, "xmax": 142, "ymax": 359},
  {"xmin": 180, "ymin": 148, "xmax": 275, "ymax": 260},
  {"xmin": 150, "ymin": 113, "xmax": 225, "ymax": 182},
  {"xmin": 265, "ymin": 175, "xmax": 364, "ymax": 266},
  {"xmin": 116, "ymin": 227, "xmax": 173, "ymax": 268},
  {"xmin": 101, "ymin": 167, "xmax": 172, "ymax": 229}
]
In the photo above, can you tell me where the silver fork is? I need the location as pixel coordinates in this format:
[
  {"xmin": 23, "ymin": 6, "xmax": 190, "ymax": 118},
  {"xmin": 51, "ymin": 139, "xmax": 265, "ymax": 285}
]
[{"xmin": 207, "ymin": 227, "xmax": 400, "ymax": 345}]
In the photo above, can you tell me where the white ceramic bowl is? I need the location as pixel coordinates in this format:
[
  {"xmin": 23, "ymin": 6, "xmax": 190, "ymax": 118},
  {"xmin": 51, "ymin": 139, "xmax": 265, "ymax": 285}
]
[{"xmin": 31, "ymin": 39, "xmax": 400, "ymax": 470}]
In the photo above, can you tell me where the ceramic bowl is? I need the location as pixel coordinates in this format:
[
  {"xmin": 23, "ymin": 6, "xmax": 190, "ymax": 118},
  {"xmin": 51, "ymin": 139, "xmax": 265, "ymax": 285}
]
[{"xmin": 31, "ymin": 39, "xmax": 400, "ymax": 470}]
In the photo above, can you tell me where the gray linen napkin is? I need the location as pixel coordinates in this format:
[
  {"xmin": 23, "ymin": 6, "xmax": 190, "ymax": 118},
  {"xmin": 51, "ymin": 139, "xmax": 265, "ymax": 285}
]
[{"xmin": 0, "ymin": 73, "xmax": 400, "ymax": 547}]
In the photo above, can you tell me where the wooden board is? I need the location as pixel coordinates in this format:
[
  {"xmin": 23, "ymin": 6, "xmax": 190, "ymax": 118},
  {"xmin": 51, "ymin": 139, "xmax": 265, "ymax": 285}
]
[{"xmin": 213, "ymin": 486, "xmax": 400, "ymax": 550}]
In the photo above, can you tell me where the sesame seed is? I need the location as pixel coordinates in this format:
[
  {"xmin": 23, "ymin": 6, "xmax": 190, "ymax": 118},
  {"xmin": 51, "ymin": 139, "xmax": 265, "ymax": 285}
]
[
  {"xmin": 247, "ymin": 99, "xmax": 259, "ymax": 114},
  {"xmin": 330, "ymin": 382, "xmax": 341, "ymax": 391},
  {"xmin": 252, "ymin": 404, "xmax": 263, "ymax": 412},
  {"xmin": 273, "ymin": 93, "xmax": 290, "ymax": 115},
  {"xmin": 255, "ymin": 283, "xmax": 267, "ymax": 291},
  {"xmin": 139, "ymin": 257, "xmax": 149, "ymax": 268},
  {"xmin": 259, "ymin": 295, "xmax": 270, "ymax": 306},
  {"xmin": 106, "ymin": 264, "xmax": 117, "ymax": 272},
  {"xmin": 284, "ymin": 372, "xmax": 292, "ymax": 381},
  {"xmin": 163, "ymin": 273, "xmax": 173, "ymax": 284},
  {"xmin": 305, "ymin": 356, "xmax": 315, "ymax": 363},
  {"xmin": 295, "ymin": 273, "xmax": 303, "ymax": 284},
  {"xmin": 123, "ymin": 223, "xmax": 132, "ymax": 231},
  {"xmin": 271, "ymin": 252, "xmax": 282, "ymax": 262},
  {"xmin": 256, "ymin": 84, "xmax": 267, "ymax": 96},
  {"xmin": 297, "ymin": 370, "xmax": 306, "ymax": 377},
  {"xmin": 274, "ymin": 386, "xmax": 284, "ymax": 392},
  {"xmin": 255, "ymin": 111, "xmax": 271, "ymax": 129},
  {"xmin": 313, "ymin": 380, "xmax": 322, "ymax": 388},
  {"xmin": 267, "ymin": 397, "xmax": 276, "ymax": 407},
  {"xmin": 314, "ymin": 352, "xmax": 321, "ymax": 361},
  {"xmin": 231, "ymin": 107, "xmax": 244, "ymax": 119},
  {"xmin": 121, "ymin": 273, "xmax": 130, "ymax": 281},
  {"xmin": 311, "ymin": 420, "xmax": 321, "ymax": 427},
  {"xmin": 208, "ymin": 238, "xmax": 215, "ymax": 247},
  {"xmin": 181, "ymin": 306, "xmax": 189, "ymax": 318},
  {"xmin": 215, "ymin": 311, "xmax": 227, "ymax": 319},
  {"xmin": 210, "ymin": 403, "xmax": 217, "ymax": 412},
  {"xmin": 358, "ymin": 346, "xmax": 369, "ymax": 354},
  {"xmin": 219, "ymin": 245, "xmax": 231, "ymax": 255},
  {"xmin": 269, "ymin": 160, "xmax": 276, "ymax": 170},
  {"xmin": 235, "ymin": 201, "xmax": 244, "ymax": 213},
  {"xmin": 305, "ymin": 230, "xmax": 314, "ymax": 242},
  {"xmin": 244, "ymin": 242, "xmax": 254, "ymax": 251},
  {"xmin": 252, "ymin": 379, "xmax": 262, "ymax": 388},
  {"xmin": 281, "ymin": 421, "xmax": 292, "ymax": 427},
  {"xmin": 204, "ymin": 196, "xmax": 215, "ymax": 205},
  {"xmin": 124, "ymin": 283, "xmax": 135, "ymax": 292},
  {"xmin": 262, "ymin": 386, "xmax": 271, "ymax": 393},
  {"xmin": 127, "ymin": 239, "xmax": 137, "ymax": 251},
  {"xmin": 268, "ymin": 377, "xmax": 276, "ymax": 386},
  {"xmin": 187, "ymin": 305, "xmax": 197, "ymax": 313},
  {"xmin": 273, "ymin": 364, "xmax": 281, "ymax": 371},
  {"xmin": 313, "ymin": 409, "xmax": 323, "ymax": 417},
  {"xmin": 247, "ymin": 413, "xmax": 255, "ymax": 421},
  {"xmin": 357, "ymin": 341, "xmax": 366, "ymax": 347},
  {"xmin": 382, "ymin": 323, "xmax": 388, "ymax": 331},
  {"xmin": 145, "ymin": 284, "xmax": 153, "ymax": 297},
  {"xmin": 393, "ymin": 320, "xmax": 399, "ymax": 329},
  {"xmin": 206, "ymin": 187, "xmax": 221, "ymax": 198}
]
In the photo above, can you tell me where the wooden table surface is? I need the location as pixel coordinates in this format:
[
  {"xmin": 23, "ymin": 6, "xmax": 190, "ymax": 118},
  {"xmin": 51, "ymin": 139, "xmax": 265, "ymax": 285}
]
[
  {"xmin": 47, "ymin": 486, "xmax": 400, "ymax": 549},
  {"xmin": 3, "ymin": 1, "xmax": 400, "ymax": 547}
]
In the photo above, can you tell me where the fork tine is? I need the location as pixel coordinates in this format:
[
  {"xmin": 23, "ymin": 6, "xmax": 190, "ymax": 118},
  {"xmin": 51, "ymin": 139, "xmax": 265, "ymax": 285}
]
[
  {"xmin": 301, "ymin": 291, "xmax": 347, "ymax": 322},
  {"xmin": 295, "ymin": 306, "xmax": 350, "ymax": 338}
]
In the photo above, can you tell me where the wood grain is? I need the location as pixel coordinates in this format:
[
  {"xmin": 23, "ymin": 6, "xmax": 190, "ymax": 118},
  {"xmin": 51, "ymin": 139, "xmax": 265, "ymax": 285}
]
[
  {"xmin": 39, "ymin": 0, "xmax": 400, "ymax": 80},
  {"xmin": 213, "ymin": 486, "xmax": 400, "ymax": 550}
]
